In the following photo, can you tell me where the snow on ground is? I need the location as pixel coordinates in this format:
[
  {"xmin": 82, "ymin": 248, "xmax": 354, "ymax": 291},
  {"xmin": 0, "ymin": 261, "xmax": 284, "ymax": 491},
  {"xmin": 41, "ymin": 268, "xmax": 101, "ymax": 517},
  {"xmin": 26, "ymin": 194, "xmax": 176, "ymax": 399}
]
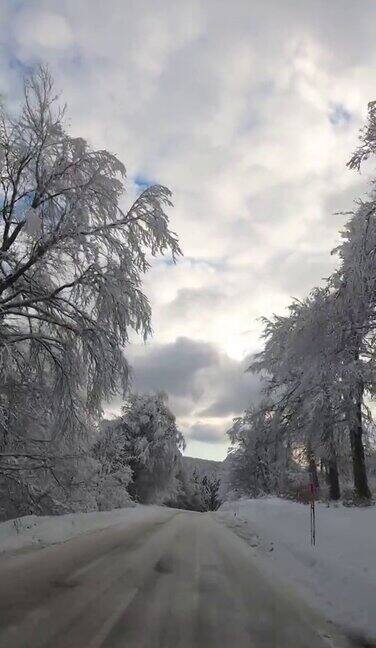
[
  {"xmin": 217, "ymin": 497, "xmax": 376, "ymax": 639},
  {"xmin": 0, "ymin": 505, "xmax": 172, "ymax": 554}
]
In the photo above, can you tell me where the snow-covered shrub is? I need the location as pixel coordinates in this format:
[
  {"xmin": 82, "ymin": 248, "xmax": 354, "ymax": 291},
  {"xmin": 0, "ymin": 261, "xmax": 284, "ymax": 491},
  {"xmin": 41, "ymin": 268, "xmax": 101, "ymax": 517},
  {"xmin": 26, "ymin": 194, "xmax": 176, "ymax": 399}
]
[{"xmin": 96, "ymin": 472, "xmax": 133, "ymax": 511}]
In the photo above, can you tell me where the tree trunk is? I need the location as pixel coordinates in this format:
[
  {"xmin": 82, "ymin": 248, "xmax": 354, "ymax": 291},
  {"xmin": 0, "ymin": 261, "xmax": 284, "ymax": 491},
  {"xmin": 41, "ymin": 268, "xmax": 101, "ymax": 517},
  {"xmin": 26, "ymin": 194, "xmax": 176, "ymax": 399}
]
[
  {"xmin": 284, "ymin": 435, "xmax": 292, "ymax": 471},
  {"xmin": 322, "ymin": 399, "xmax": 341, "ymax": 501},
  {"xmin": 349, "ymin": 381, "xmax": 371, "ymax": 500},
  {"xmin": 327, "ymin": 457, "xmax": 340, "ymax": 501}
]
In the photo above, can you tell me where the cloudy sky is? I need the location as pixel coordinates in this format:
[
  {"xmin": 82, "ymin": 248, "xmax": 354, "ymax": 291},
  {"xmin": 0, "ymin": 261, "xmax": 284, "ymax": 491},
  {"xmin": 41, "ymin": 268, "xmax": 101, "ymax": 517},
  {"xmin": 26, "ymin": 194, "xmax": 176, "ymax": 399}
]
[{"xmin": 1, "ymin": 0, "xmax": 375, "ymax": 459}]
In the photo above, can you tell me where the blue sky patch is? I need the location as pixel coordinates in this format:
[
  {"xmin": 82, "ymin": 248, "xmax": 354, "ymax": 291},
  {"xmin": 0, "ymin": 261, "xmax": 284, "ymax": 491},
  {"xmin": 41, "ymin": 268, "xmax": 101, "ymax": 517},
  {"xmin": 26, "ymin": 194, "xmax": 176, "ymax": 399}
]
[
  {"xmin": 134, "ymin": 175, "xmax": 155, "ymax": 191},
  {"xmin": 329, "ymin": 103, "xmax": 351, "ymax": 126},
  {"xmin": 8, "ymin": 55, "xmax": 35, "ymax": 78}
]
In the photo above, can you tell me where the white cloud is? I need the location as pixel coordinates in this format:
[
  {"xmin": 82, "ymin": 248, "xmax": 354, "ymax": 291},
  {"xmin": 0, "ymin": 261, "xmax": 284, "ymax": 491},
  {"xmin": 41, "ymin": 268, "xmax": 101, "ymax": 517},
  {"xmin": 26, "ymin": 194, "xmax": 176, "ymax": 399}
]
[
  {"xmin": 1, "ymin": 0, "xmax": 376, "ymax": 458},
  {"xmin": 15, "ymin": 11, "xmax": 74, "ymax": 51}
]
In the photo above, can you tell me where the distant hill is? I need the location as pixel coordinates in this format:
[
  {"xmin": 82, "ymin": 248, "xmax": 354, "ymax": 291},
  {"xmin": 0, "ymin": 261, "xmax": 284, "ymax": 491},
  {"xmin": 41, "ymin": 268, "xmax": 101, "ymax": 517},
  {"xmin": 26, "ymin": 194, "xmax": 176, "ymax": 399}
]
[{"xmin": 182, "ymin": 456, "xmax": 223, "ymax": 480}]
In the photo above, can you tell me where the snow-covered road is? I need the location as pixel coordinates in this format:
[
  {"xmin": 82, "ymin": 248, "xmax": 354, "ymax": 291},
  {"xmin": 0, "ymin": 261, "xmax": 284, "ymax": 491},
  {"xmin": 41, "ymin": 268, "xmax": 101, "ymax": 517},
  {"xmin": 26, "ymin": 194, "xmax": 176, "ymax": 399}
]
[{"xmin": 0, "ymin": 509, "xmax": 353, "ymax": 647}]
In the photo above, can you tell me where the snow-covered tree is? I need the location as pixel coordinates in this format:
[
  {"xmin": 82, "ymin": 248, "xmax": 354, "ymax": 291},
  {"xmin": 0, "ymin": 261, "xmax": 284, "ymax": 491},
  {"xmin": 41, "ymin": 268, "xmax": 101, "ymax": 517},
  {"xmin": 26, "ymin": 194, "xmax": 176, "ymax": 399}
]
[
  {"xmin": 0, "ymin": 67, "xmax": 181, "ymax": 517},
  {"xmin": 329, "ymin": 260, "xmax": 374, "ymax": 500},
  {"xmin": 95, "ymin": 393, "xmax": 185, "ymax": 505},
  {"xmin": 200, "ymin": 474, "xmax": 221, "ymax": 511},
  {"xmin": 327, "ymin": 99, "xmax": 376, "ymax": 499},
  {"xmin": 91, "ymin": 423, "xmax": 133, "ymax": 512},
  {"xmin": 226, "ymin": 404, "xmax": 289, "ymax": 498},
  {"xmin": 249, "ymin": 289, "xmax": 344, "ymax": 498}
]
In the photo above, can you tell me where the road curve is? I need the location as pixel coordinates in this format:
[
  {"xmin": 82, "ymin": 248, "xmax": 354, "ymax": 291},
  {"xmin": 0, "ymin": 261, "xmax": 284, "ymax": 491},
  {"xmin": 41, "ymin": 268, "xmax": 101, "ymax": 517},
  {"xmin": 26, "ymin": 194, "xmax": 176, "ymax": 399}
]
[{"xmin": 0, "ymin": 509, "xmax": 351, "ymax": 648}]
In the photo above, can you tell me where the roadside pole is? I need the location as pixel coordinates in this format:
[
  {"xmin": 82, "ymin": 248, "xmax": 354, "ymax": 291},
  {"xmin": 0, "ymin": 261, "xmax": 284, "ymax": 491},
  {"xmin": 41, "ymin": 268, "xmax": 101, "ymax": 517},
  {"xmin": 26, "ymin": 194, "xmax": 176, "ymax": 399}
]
[
  {"xmin": 233, "ymin": 488, "xmax": 239, "ymax": 517},
  {"xmin": 309, "ymin": 481, "xmax": 316, "ymax": 546}
]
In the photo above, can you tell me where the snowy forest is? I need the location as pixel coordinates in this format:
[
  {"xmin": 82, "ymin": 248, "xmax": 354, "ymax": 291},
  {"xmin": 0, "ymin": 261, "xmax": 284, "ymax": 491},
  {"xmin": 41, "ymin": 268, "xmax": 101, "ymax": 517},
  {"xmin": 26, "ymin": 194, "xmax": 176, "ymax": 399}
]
[{"xmin": 2, "ymin": 66, "xmax": 376, "ymax": 525}]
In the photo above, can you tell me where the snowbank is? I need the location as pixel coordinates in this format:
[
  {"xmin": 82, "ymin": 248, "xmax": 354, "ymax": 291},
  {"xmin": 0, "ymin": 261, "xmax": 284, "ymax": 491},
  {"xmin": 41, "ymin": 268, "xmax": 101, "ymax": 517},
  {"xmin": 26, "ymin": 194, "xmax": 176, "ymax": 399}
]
[
  {"xmin": 218, "ymin": 497, "xmax": 376, "ymax": 638},
  {"xmin": 0, "ymin": 505, "xmax": 169, "ymax": 554}
]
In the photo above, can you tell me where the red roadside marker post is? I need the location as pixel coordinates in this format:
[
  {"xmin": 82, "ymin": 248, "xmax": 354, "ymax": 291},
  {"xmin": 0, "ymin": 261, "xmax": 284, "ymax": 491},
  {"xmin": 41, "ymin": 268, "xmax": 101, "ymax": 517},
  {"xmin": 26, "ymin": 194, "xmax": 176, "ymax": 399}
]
[{"xmin": 309, "ymin": 481, "xmax": 317, "ymax": 546}]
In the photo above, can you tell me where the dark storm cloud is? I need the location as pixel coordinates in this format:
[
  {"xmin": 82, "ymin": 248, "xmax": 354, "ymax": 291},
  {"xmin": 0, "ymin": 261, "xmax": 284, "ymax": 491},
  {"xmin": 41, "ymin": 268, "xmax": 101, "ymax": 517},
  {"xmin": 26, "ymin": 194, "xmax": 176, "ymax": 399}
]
[
  {"xmin": 128, "ymin": 337, "xmax": 218, "ymax": 399},
  {"xmin": 128, "ymin": 338, "xmax": 263, "ymax": 445},
  {"xmin": 187, "ymin": 422, "xmax": 226, "ymax": 444},
  {"xmin": 198, "ymin": 356, "xmax": 263, "ymax": 417}
]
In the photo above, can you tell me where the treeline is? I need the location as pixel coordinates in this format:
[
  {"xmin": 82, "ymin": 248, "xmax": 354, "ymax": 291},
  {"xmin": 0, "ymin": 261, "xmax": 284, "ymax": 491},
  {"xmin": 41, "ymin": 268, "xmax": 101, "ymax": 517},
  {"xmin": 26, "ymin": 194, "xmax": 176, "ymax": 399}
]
[
  {"xmin": 227, "ymin": 101, "xmax": 376, "ymax": 504},
  {"xmin": 169, "ymin": 466, "xmax": 221, "ymax": 512},
  {"xmin": 1, "ymin": 389, "xmax": 187, "ymax": 520}
]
